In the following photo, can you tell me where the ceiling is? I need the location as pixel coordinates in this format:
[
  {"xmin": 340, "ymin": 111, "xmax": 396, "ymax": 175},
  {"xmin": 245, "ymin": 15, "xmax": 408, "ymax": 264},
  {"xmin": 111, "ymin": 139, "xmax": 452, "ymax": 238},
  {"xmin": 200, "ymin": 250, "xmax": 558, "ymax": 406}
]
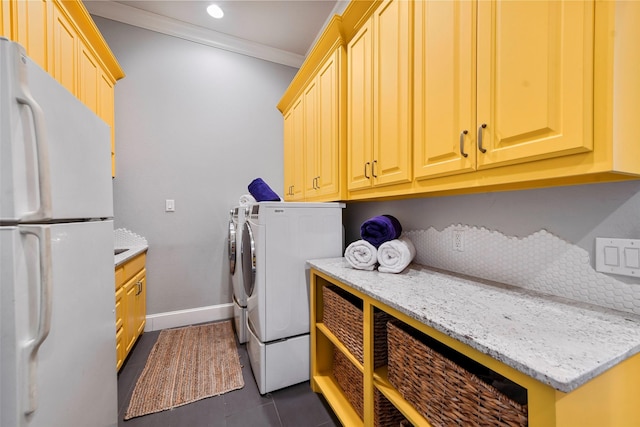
[{"xmin": 86, "ymin": 0, "xmax": 344, "ymax": 66}]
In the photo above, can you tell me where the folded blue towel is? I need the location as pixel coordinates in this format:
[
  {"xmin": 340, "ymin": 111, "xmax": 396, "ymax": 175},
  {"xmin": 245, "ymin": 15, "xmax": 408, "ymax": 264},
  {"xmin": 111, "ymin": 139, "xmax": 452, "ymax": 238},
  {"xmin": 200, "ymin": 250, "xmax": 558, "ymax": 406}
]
[
  {"xmin": 248, "ymin": 178, "xmax": 281, "ymax": 202},
  {"xmin": 360, "ymin": 215, "xmax": 402, "ymax": 248}
]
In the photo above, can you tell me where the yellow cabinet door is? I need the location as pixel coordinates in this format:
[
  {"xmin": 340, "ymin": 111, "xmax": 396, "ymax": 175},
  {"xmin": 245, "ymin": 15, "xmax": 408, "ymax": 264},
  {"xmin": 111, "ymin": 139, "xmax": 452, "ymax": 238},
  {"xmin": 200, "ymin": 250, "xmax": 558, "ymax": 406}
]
[
  {"xmin": 347, "ymin": 18, "xmax": 373, "ymax": 191},
  {"xmin": 115, "ymin": 286, "xmax": 125, "ymax": 370},
  {"xmin": 78, "ymin": 39, "xmax": 99, "ymax": 114},
  {"xmin": 283, "ymin": 109, "xmax": 295, "ymax": 199},
  {"xmin": 283, "ymin": 97, "xmax": 305, "ymax": 201},
  {"xmin": 11, "ymin": 0, "xmax": 48, "ymax": 70},
  {"xmin": 347, "ymin": 0, "xmax": 411, "ymax": 191},
  {"xmin": 476, "ymin": 0, "xmax": 594, "ymax": 170},
  {"xmin": 134, "ymin": 270, "xmax": 146, "ymax": 337},
  {"xmin": 1, "ymin": 1, "xmax": 8, "ymax": 36},
  {"xmin": 98, "ymin": 70, "xmax": 116, "ymax": 176},
  {"xmin": 413, "ymin": 0, "xmax": 475, "ymax": 180},
  {"xmin": 372, "ymin": 0, "xmax": 412, "ymax": 187},
  {"xmin": 304, "ymin": 78, "xmax": 318, "ymax": 195},
  {"xmin": 123, "ymin": 269, "xmax": 146, "ymax": 355},
  {"xmin": 50, "ymin": 2, "xmax": 77, "ymax": 95},
  {"xmin": 304, "ymin": 48, "xmax": 342, "ymax": 200},
  {"xmin": 123, "ymin": 276, "xmax": 137, "ymax": 354},
  {"xmin": 314, "ymin": 48, "xmax": 341, "ymax": 199}
]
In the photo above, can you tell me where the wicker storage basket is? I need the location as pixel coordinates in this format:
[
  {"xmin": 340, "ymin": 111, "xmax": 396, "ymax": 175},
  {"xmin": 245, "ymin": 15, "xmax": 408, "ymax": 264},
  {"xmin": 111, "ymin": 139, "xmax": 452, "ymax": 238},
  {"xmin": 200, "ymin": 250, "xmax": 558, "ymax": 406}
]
[
  {"xmin": 387, "ymin": 321, "xmax": 528, "ymax": 427},
  {"xmin": 322, "ymin": 285, "xmax": 391, "ymax": 367},
  {"xmin": 333, "ymin": 348, "xmax": 406, "ymax": 427}
]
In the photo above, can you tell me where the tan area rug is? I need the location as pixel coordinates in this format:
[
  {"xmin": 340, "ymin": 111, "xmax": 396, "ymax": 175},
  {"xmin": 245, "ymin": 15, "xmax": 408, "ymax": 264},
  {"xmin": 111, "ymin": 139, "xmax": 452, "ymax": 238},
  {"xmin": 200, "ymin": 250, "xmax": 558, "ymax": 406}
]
[{"xmin": 124, "ymin": 321, "xmax": 244, "ymax": 420}]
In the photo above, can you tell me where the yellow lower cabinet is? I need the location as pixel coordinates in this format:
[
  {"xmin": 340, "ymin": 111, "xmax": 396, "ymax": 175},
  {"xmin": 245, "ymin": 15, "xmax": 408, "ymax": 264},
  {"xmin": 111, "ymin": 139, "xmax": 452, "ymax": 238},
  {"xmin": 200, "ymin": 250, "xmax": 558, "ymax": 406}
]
[
  {"xmin": 309, "ymin": 268, "xmax": 640, "ymax": 427},
  {"xmin": 123, "ymin": 275, "xmax": 138, "ymax": 355},
  {"xmin": 134, "ymin": 269, "xmax": 146, "ymax": 337},
  {"xmin": 115, "ymin": 253, "xmax": 147, "ymax": 371}
]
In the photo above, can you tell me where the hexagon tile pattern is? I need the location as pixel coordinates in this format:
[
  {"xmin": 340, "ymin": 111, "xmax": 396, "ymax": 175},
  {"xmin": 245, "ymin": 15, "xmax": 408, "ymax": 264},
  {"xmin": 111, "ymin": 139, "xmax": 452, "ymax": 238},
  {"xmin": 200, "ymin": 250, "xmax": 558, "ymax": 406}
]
[
  {"xmin": 404, "ymin": 225, "xmax": 640, "ymax": 316},
  {"xmin": 114, "ymin": 228, "xmax": 148, "ymax": 247}
]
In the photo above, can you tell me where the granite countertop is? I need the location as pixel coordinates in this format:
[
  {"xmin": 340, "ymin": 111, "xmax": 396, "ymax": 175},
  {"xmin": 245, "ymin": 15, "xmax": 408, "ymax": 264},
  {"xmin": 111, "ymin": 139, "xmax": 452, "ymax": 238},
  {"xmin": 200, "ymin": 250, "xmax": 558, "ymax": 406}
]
[{"xmin": 307, "ymin": 257, "xmax": 640, "ymax": 393}]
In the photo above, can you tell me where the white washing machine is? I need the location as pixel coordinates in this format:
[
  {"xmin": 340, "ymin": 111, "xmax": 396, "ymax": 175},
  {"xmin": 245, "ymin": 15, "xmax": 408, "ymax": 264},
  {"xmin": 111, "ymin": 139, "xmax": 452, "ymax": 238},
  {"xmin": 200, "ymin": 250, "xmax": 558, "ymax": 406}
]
[
  {"xmin": 241, "ymin": 202, "xmax": 344, "ymax": 394},
  {"xmin": 228, "ymin": 205, "xmax": 249, "ymax": 343}
]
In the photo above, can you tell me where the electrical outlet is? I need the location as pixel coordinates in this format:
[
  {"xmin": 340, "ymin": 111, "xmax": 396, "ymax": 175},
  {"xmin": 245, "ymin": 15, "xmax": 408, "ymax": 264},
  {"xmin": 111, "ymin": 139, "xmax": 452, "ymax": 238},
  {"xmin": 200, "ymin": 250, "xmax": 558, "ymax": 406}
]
[
  {"xmin": 595, "ymin": 237, "xmax": 640, "ymax": 277},
  {"xmin": 453, "ymin": 229, "xmax": 465, "ymax": 252}
]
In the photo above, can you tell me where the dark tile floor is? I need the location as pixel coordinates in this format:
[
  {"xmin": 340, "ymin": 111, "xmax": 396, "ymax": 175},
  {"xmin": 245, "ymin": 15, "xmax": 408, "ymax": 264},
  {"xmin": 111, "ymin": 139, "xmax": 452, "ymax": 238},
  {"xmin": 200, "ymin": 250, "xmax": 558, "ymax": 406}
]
[{"xmin": 117, "ymin": 327, "xmax": 341, "ymax": 427}]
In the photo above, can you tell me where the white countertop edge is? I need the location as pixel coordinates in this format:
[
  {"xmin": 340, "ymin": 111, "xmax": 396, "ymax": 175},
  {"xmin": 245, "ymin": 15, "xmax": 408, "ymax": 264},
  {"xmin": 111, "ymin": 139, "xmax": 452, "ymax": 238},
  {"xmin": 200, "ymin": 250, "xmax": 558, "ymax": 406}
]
[
  {"xmin": 307, "ymin": 257, "xmax": 640, "ymax": 393},
  {"xmin": 114, "ymin": 245, "xmax": 148, "ymax": 267}
]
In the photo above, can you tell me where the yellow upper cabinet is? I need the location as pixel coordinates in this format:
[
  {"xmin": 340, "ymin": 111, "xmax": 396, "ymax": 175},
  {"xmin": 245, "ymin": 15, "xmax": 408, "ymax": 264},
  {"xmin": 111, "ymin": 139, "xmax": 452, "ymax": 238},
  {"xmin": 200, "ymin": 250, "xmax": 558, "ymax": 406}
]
[
  {"xmin": 306, "ymin": 48, "xmax": 344, "ymax": 200},
  {"xmin": 347, "ymin": 0, "xmax": 412, "ymax": 191},
  {"xmin": 11, "ymin": 0, "xmax": 48, "ymax": 70},
  {"xmin": 414, "ymin": 0, "xmax": 594, "ymax": 181},
  {"xmin": 375, "ymin": 0, "xmax": 640, "ymax": 198},
  {"xmin": 1, "ymin": 0, "xmax": 124, "ymax": 177},
  {"xmin": 475, "ymin": 1, "xmax": 593, "ymax": 169},
  {"xmin": 281, "ymin": 0, "xmax": 639, "ymax": 200},
  {"xmin": 303, "ymin": 78, "xmax": 318, "ymax": 196},
  {"xmin": 51, "ymin": 3, "xmax": 78, "ymax": 94},
  {"xmin": 413, "ymin": 0, "xmax": 475, "ymax": 180},
  {"xmin": 279, "ymin": 17, "xmax": 346, "ymax": 202}
]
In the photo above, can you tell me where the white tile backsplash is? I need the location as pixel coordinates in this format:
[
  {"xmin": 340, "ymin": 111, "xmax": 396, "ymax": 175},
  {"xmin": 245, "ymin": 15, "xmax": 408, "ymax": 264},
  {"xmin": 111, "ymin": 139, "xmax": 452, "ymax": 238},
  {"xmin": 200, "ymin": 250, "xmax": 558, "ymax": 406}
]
[
  {"xmin": 114, "ymin": 228, "xmax": 148, "ymax": 248},
  {"xmin": 405, "ymin": 225, "xmax": 640, "ymax": 315}
]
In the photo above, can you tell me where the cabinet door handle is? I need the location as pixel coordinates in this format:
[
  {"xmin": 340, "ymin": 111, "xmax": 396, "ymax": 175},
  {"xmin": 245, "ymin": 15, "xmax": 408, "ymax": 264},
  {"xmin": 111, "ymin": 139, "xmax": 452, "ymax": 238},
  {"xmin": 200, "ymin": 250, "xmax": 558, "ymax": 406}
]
[
  {"xmin": 372, "ymin": 160, "xmax": 378, "ymax": 178},
  {"xmin": 460, "ymin": 130, "xmax": 469, "ymax": 158},
  {"xmin": 364, "ymin": 162, "xmax": 370, "ymax": 179},
  {"xmin": 315, "ymin": 176, "xmax": 320, "ymax": 189},
  {"xmin": 477, "ymin": 123, "xmax": 487, "ymax": 153}
]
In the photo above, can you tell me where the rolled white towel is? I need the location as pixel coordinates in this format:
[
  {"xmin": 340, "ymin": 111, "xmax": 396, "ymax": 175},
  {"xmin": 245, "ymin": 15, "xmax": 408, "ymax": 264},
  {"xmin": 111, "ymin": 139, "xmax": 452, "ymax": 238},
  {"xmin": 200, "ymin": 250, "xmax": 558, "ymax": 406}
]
[
  {"xmin": 239, "ymin": 194, "xmax": 256, "ymax": 206},
  {"xmin": 377, "ymin": 237, "xmax": 416, "ymax": 273},
  {"xmin": 344, "ymin": 240, "xmax": 377, "ymax": 271}
]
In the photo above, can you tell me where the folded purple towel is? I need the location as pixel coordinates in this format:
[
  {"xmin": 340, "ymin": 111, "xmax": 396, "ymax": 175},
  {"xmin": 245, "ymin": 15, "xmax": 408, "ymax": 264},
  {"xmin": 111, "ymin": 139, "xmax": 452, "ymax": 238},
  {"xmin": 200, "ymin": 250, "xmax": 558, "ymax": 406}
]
[
  {"xmin": 248, "ymin": 178, "xmax": 280, "ymax": 202},
  {"xmin": 360, "ymin": 215, "xmax": 402, "ymax": 248}
]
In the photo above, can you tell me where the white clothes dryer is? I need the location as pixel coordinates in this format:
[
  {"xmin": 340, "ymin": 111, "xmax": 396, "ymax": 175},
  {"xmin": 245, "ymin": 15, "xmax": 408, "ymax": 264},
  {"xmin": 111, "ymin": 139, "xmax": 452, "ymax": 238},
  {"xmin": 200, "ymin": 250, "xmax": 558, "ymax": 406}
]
[
  {"xmin": 241, "ymin": 201, "xmax": 344, "ymax": 394},
  {"xmin": 228, "ymin": 205, "xmax": 249, "ymax": 343}
]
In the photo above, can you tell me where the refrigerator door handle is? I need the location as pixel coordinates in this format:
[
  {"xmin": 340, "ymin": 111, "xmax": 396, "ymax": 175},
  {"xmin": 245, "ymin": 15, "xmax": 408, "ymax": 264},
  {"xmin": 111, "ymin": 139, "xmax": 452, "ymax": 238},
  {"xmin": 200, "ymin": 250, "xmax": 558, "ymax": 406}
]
[
  {"xmin": 19, "ymin": 225, "xmax": 53, "ymax": 416},
  {"xmin": 14, "ymin": 48, "xmax": 52, "ymax": 221}
]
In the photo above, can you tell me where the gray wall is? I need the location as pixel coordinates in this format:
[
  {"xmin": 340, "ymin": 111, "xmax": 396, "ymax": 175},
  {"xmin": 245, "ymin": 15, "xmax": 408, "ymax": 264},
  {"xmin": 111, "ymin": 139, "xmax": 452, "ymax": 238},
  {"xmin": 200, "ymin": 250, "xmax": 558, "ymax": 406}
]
[
  {"xmin": 94, "ymin": 17, "xmax": 297, "ymax": 314},
  {"xmin": 344, "ymin": 180, "xmax": 640, "ymax": 285}
]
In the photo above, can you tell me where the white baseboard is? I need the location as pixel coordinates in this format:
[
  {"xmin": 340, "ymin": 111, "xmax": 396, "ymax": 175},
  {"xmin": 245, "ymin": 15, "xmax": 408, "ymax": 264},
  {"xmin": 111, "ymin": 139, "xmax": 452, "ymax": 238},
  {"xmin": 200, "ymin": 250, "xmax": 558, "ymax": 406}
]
[{"xmin": 144, "ymin": 303, "xmax": 234, "ymax": 332}]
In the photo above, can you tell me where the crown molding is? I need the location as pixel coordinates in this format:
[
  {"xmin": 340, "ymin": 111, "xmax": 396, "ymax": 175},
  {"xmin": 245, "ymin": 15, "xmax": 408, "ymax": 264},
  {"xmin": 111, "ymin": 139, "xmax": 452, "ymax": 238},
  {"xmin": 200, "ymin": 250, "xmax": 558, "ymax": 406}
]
[{"xmin": 85, "ymin": 1, "xmax": 304, "ymax": 68}]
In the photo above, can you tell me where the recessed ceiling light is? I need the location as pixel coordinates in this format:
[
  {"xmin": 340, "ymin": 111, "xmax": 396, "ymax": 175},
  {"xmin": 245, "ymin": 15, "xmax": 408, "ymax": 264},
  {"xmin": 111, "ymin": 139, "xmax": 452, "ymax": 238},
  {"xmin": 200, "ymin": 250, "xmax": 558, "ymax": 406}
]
[{"xmin": 207, "ymin": 4, "xmax": 224, "ymax": 19}]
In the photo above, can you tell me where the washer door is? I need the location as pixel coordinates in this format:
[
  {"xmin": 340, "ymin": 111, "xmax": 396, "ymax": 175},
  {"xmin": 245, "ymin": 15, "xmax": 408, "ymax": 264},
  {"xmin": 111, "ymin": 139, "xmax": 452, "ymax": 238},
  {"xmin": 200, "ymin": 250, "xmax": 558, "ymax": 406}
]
[
  {"xmin": 228, "ymin": 218, "xmax": 236, "ymax": 275},
  {"xmin": 241, "ymin": 222, "xmax": 256, "ymax": 297}
]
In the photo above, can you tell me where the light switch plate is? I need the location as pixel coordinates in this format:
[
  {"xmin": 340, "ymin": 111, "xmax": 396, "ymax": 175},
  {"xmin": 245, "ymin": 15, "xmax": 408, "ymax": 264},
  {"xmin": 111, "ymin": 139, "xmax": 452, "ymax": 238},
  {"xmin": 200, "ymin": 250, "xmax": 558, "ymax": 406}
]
[
  {"xmin": 165, "ymin": 199, "xmax": 175, "ymax": 212},
  {"xmin": 595, "ymin": 238, "xmax": 640, "ymax": 278}
]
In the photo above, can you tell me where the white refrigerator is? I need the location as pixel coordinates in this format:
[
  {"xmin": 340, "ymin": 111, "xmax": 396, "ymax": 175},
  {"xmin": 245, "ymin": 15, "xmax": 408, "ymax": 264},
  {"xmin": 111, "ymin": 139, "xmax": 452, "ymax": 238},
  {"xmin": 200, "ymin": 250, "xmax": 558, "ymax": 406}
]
[{"xmin": 0, "ymin": 38, "xmax": 117, "ymax": 426}]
